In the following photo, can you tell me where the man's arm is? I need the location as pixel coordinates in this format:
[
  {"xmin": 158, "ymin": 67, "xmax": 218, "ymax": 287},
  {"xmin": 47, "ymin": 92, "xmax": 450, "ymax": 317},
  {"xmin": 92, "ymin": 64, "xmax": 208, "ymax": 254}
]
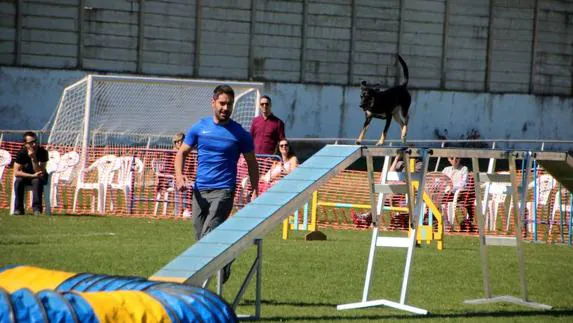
[
  {"xmin": 175, "ymin": 143, "xmax": 192, "ymax": 191},
  {"xmin": 287, "ymin": 156, "xmax": 299, "ymax": 173},
  {"xmin": 389, "ymin": 155, "xmax": 401, "ymax": 171},
  {"xmin": 243, "ymin": 151, "xmax": 260, "ymax": 197},
  {"xmin": 278, "ymin": 120, "xmax": 286, "ymax": 140},
  {"xmin": 13, "ymin": 162, "xmax": 41, "ymax": 178},
  {"xmin": 250, "ymin": 120, "xmax": 256, "ymax": 137}
]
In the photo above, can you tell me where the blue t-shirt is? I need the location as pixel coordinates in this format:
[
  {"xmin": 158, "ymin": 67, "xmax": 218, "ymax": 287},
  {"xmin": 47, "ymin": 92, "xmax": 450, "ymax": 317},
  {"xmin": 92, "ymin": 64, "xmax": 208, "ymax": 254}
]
[{"xmin": 185, "ymin": 117, "xmax": 254, "ymax": 190}]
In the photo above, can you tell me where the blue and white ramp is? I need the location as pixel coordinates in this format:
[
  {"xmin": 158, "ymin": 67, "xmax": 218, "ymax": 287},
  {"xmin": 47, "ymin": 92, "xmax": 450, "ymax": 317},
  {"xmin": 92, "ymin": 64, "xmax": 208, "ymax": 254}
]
[{"xmin": 150, "ymin": 145, "xmax": 362, "ymax": 285}]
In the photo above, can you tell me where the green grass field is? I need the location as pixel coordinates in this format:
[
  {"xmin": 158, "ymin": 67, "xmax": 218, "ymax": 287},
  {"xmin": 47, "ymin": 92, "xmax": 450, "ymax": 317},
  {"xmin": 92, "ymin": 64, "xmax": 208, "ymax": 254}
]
[{"xmin": 1, "ymin": 211, "xmax": 573, "ymax": 322}]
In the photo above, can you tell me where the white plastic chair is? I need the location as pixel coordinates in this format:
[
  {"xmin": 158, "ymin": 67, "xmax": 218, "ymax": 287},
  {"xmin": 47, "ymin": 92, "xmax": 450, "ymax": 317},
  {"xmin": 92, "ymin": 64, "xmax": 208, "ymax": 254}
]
[
  {"xmin": 440, "ymin": 175, "xmax": 475, "ymax": 231},
  {"xmin": 46, "ymin": 150, "xmax": 61, "ymax": 174},
  {"xmin": 152, "ymin": 158, "xmax": 175, "ymax": 216},
  {"xmin": 108, "ymin": 156, "xmax": 144, "ymax": 213},
  {"xmin": 0, "ymin": 149, "xmax": 12, "ymax": 190},
  {"xmin": 525, "ymin": 174, "xmax": 556, "ymax": 233},
  {"xmin": 549, "ymin": 188, "xmax": 572, "ymax": 233},
  {"xmin": 422, "ymin": 172, "xmax": 452, "ymax": 226},
  {"xmin": 50, "ymin": 151, "xmax": 80, "ymax": 207},
  {"xmin": 152, "ymin": 158, "xmax": 191, "ymax": 216},
  {"xmin": 505, "ymin": 173, "xmax": 556, "ymax": 233},
  {"xmin": 482, "ymin": 182, "xmax": 512, "ymax": 232},
  {"xmin": 73, "ymin": 155, "xmax": 117, "ymax": 214}
]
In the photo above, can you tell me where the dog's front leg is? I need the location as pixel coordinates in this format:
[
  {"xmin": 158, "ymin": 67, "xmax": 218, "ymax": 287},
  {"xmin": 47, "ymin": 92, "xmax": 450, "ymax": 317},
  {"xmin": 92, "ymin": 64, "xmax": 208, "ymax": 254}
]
[
  {"xmin": 377, "ymin": 117, "xmax": 392, "ymax": 146},
  {"xmin": 393, "ymin": 110, "xmax": 409, "ymax": 143},
  {"xmin": 356, "ymin": 116, "xmax": 372, "ymax": 145}
]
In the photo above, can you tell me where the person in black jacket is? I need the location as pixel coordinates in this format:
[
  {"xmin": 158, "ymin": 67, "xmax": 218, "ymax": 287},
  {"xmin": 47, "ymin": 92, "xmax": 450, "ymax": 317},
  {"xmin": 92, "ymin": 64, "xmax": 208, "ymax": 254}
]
[{"xmin": 13, "ymin": 131, "xmax": 49, "ymax": 215}]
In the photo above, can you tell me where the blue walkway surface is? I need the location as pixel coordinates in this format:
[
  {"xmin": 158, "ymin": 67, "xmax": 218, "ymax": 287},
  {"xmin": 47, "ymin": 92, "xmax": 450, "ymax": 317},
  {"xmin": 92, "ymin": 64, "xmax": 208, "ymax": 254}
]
[{"xmin": 150, "ymin": 145, "xmax": 362, "ymax": 285}]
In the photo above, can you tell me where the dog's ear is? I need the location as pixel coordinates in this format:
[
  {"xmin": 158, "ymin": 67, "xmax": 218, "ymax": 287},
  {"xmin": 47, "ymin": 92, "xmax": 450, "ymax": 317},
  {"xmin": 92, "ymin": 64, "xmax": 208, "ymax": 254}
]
[{"xmin": 361, "ymin": 80, "xmax": 367, "ymax": 88}]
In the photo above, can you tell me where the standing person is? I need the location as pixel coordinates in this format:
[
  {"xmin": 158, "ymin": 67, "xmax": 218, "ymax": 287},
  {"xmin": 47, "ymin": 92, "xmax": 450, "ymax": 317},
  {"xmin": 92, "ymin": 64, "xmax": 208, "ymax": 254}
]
[
  {"xmin": 250, "ymin": 95, "xmax": 286, "ymax": 155},
  {"xmin": 175, "ymin": 84, "xmax": 259, "ymax": 283},
  {"xmin": 12, "ymin": 131, "xmax": 49, "ymax": 215}
]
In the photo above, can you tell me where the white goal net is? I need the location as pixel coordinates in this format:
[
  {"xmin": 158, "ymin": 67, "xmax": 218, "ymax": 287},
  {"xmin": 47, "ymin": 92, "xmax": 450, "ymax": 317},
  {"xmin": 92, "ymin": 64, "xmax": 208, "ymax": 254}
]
[{"xmin": 45, "ymin": 75, "xmax": 262, "ymax": 150}]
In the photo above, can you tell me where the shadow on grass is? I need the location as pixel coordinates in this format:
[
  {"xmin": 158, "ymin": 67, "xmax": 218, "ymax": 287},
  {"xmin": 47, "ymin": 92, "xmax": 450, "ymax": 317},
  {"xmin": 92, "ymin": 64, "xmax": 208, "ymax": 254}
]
[
  {"xmin": 256, "ymin": 309, "xmax": 573, "ymax": 321},
  {"xmin": 243, "ymin": 300, "xmax": 573, "ymax": 321},
  {"xmin": 243, "ymin": 299, "xmax": 339, "ymax": 308},
  {"xmin": 46, "ymin": 213, "xmax": 108, "ymax": 218},
  {"xmin": 0, "ymin": 240, "xmax": 40, "ymax": 246}
]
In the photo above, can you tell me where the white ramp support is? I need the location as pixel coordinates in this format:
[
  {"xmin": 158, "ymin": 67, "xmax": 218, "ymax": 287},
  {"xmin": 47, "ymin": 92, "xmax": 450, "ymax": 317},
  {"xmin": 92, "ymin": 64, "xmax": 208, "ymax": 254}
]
[
  {"xmin": 234, "ymin": 239, "xmax": 262, "ymax": 320},
  {"xmin": 464, "ymin": 153, "xmax": 552, "ymax": 310},
  {"xmin": 338, "ymin": 148, "xmax": 430, "ymax": 315}
]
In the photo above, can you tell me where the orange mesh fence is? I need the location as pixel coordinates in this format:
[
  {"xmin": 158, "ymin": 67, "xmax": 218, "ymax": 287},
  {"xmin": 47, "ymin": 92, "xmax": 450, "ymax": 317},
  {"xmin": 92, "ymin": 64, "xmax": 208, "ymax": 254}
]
[
  {"xmin": 0, "ymin": 141, "xmax": 277, "ymax": 218},
  {"xmin": 1, "ymin": 139, "xmax": 572, "ymax": 244},
  {"xmin": 313, "ymin": 167, "xmax": 573, "ymax": 243}
]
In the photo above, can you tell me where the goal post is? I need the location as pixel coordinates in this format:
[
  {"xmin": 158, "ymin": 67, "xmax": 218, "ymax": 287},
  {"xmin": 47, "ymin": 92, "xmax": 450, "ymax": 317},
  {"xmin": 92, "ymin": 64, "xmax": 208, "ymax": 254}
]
[{"xmin": 45, "ymin": 74, "xmax": 263, "ymax": 164}]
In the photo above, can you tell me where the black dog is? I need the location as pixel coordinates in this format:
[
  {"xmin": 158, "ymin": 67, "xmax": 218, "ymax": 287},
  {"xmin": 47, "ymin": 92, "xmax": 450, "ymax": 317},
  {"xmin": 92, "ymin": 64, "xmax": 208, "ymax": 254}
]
[{"xmin": 356, "ymin": 54, "xmax": 411, "ymax": 146}]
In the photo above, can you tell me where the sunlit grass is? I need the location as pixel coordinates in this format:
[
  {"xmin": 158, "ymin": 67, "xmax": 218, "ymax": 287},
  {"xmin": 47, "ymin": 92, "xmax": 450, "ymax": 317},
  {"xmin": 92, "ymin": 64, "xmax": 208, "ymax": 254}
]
[{"xmin": 1, "ymin": 211, "xmax": 572, "ymax": 322}]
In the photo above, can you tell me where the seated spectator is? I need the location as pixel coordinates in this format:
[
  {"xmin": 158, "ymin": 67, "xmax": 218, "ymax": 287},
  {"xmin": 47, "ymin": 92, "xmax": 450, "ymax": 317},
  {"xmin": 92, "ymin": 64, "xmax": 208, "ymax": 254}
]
[
  {"xmin": 13, "ymin": 131, "xmax": 49, "ymax": 215},
  {"xmin": 260, "ymin": 139, "xmax": 298, "ymax": 192},
  {"xmin": 441, "ymin": 157, "xmax": 468, "ymax": 193},
  {"xmin": 351, "ymin": 210, "xmax": 373, "ymax": 229},
  {"xmin": 156, "ymin": 132, "xmax": 191, "ymax": 217},
  {"xmin": 441, "ymin": 157, "xmax": 475, "ymax": 231},
  {"xmin": 389, "ymin": 154, "xmax": 422, "ymax": 173},
  {"xmin": 386, "ymin": 154, "xmax": 422, "ymax": 229}
]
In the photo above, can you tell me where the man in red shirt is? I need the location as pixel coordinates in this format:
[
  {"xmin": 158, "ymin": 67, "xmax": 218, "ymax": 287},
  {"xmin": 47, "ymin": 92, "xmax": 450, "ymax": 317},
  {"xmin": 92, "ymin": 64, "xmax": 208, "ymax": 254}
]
[{"xmin": 250, "ymin": 95, "xmax": 286, "ymax": 155}]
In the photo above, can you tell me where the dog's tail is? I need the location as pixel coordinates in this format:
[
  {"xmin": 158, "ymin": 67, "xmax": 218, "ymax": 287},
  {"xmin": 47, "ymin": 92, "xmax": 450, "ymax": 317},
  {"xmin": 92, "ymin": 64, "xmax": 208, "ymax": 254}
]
[{"xmin": 396, "ymin": 54, "xmax": 409, "ymax": 87}]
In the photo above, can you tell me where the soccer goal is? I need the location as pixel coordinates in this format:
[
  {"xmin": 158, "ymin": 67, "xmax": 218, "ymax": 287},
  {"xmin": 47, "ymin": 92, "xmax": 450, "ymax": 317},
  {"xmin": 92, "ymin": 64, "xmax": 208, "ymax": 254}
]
[{"xmin": 45, "ymin": 74, "xmax": 263, "ymax": 161}]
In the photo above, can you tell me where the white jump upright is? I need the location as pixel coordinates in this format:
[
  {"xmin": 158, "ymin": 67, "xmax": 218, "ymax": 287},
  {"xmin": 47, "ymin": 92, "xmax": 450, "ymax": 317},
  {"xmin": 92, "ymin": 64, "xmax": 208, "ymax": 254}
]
[
  {"xmin": 465, "ymin": 151, "xmax": 552, "ymax": 310},
  {"xmin": 337, "ymin": 147, "xmax": 430, "ymax": 315}
]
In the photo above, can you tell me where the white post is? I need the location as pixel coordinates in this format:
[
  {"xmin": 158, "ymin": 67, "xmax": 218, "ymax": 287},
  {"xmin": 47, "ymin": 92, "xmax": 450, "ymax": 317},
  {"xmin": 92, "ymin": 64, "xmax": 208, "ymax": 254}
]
[
  {"xmin": 80, "ymin": 75, "xmax": 93, "ymax": 168},
  {"xmin": 362, "ymin": 227, "xmax": 378, "ymax": 302},
  {"xmin": 434, "ymin": 141, "xmax": 446, "ymax": 171},
  {"xmin": 482, "ymin": 142, "xmax": 497, "ymax": 228},
  {"xmin": 400, "ymin": 149, "xmax": 429, "ymax": 304},
  {"xmin": 362, "ymin": 151, "xmax": 379, "ymax": 302},
  {"xmin": 254, "ymin": 88, "xmax": 261, "ymax": 118}
]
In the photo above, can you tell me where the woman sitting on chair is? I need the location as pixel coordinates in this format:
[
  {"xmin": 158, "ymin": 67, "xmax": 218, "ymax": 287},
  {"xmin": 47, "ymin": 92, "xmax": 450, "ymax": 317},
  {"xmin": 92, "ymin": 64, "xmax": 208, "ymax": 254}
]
[{"xmin": 260, "ymin": 139, "xmax": 299, "ymax": 193}]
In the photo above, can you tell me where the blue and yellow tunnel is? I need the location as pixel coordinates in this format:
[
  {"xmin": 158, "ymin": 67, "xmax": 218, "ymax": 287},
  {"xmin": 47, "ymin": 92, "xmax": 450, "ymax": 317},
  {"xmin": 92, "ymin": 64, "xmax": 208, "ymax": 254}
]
[{"xmin": 0, "ymin": 265, "xmax": 237, "ymax": 323}]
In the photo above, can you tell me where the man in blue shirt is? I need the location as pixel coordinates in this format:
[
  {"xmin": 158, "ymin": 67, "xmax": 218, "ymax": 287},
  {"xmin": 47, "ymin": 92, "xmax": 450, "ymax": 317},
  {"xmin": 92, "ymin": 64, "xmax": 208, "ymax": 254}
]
[{"xmin": 175, "ymin": 84, "xmax": 259, "ymax": 283}]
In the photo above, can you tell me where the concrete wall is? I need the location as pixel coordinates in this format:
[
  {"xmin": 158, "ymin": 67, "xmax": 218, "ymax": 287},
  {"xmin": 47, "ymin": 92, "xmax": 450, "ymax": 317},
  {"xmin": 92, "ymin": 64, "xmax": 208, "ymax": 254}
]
[
  {"xmin": 1, "ymin": 66, "xmax": 571, "ymax": 148},
  {"xmin": 1, "ymin": 0, "xmax": 572, "ymax": 96},
  {"xmin": 0, "ymin": 67, "xmax": 84, "ymax": 130},
  {"xmin": 266, "ymin": 81, "xmax": 573, "ymax": 143}
]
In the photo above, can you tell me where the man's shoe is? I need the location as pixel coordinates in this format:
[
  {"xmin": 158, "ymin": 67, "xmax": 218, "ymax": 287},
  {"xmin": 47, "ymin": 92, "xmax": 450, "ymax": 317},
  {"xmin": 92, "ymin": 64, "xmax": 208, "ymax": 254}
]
[
  {"xmin": 12, "ymin": 210, "xmax": 25, "ymax": 216},
  {"xmin": 33, "ymin": 210, "xmax": 42, "ymax": 216},
  {"xmin": 222, "ymin": 264, "xmax": 232, "ymax": 284}
]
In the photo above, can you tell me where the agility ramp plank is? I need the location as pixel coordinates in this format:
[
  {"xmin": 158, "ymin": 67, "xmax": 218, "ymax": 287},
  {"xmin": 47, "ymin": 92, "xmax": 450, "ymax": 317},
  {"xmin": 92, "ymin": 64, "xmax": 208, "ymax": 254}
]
[
  {"xmin": 536, "ymin": 151, "xmax": 573, "ymax": 193},
  {"xmin": 150, "ymin": 145, "xmax": 362, "ymax": 285}
]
